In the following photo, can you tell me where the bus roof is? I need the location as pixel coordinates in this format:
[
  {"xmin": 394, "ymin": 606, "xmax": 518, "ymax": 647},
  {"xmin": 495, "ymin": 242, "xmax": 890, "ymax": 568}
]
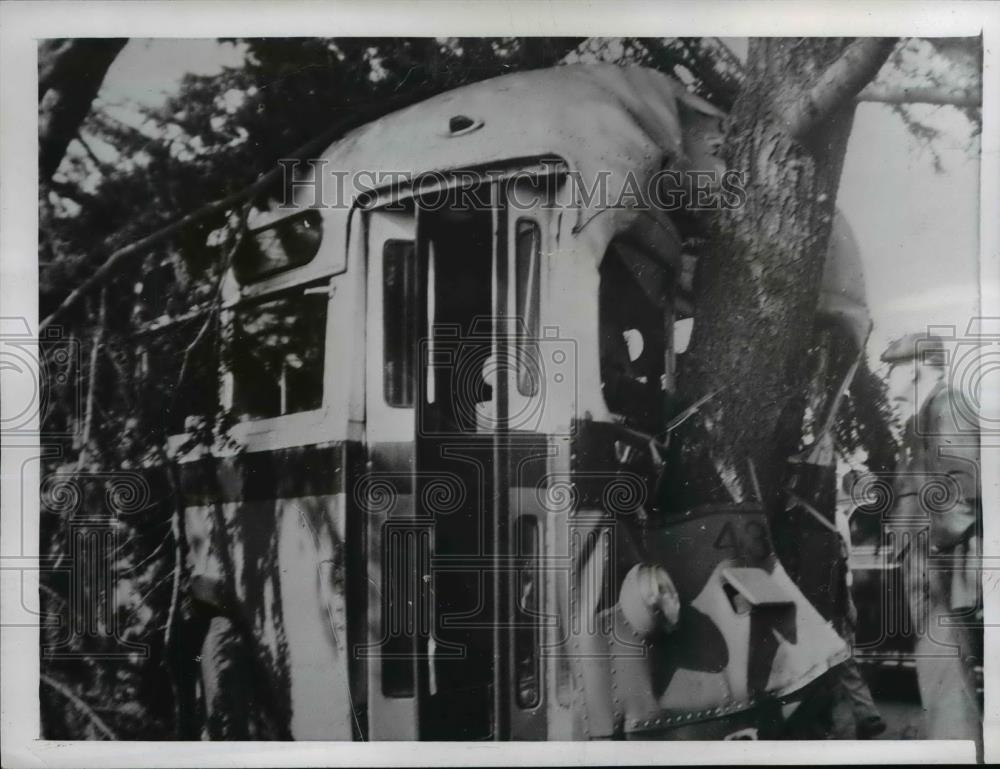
[
  {"xmin": 268, "ymin": 63, "xmax": 870, "ymax": 343},
  {"xmin": 304, "ymin": 63, "xmax": 724, "ymax": 209}
]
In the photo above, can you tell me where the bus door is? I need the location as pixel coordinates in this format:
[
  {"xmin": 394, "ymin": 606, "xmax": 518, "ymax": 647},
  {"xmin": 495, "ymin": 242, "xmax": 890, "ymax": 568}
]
[
  {"xmin": 415, "ymin": 173, "xmax": 562, "ymax": 740},
  {"xmin": 364, "ymin": 170, "xmax": 562, "ymax": 741},
  {"xmin": 414, "ymin": 184, "xmax": 499, "ymax": 740}
]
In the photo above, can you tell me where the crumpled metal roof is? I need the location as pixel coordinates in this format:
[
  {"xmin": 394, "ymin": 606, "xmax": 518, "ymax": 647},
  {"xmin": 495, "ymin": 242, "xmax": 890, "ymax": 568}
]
[
  {"xmin": 819, "ymin": 212, "xmax": 871, "ymax": 349},
  {"xmin": 276, "ymin": 63, "xmax": 869, "ymax": 342},
  {"xmin": 316, "ymin": 63, "xmax": 724, "ymax": 205}
]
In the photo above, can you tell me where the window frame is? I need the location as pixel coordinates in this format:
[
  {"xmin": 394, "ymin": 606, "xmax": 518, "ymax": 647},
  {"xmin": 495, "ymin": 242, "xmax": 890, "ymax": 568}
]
[
  {"xmin": 221, "ymin": 276, "xmax": 334, "ymax": 439},
  {"xmin": 597, "ymin": 239, "xmax": 674, "ymax": 434},
  {"xmin": 514, "ymin": 217, "xmax": 542, "ymax": 399},
  {"xmin": 381, "ymin": 238, "xmax": 418, "ymax": 409},
  {"xmin": 233, "ymin": 208, "xmax": 325, "ymax": 285}
]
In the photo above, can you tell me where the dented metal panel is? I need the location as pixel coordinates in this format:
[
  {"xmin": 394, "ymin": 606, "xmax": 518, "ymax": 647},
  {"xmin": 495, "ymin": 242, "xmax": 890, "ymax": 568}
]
[
  {"xmin": 818, "ymin": 212, "xmax": 871, "ymax": 349},
  {"xmin": 566, "ymin": 423, "xmax": 850, "ymax": 738}
]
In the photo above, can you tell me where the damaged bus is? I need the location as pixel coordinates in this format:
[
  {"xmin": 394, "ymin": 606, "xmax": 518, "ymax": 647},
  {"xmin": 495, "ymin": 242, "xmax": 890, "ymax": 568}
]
[{"xmin": 176, "ymin": 64, "xmax": 868, "ymax": 740}]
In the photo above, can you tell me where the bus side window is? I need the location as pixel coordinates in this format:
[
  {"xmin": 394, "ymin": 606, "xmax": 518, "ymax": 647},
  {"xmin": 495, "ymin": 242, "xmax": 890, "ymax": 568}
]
[
  {"xmin": 383, "ymin": 239, "xmax": 417, "ymax": 408},
  {"xmin": 598, "ymin": 242, "xmax": 670, "ymax": 435},
  {"xmin": 230, "ymin": 283, "xmax": 328, "ymax": 420},
  {"xmin": 514, "ymin": 219, "xmax": 541, "ymax": 397},
  {"xmin": 234, "ymin": 208, "xmax": 323, "ymax": 284}
]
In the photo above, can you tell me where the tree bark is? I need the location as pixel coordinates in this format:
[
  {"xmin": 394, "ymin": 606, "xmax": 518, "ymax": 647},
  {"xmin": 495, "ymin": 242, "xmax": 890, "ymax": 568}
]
[
  {"xmin": 663, "ymin": 38, "xmax": 894, "ymax": 514},
  {"xmin": 856, "ymin": 82, "xmax": 981, "ymax": 108},
  {"xmin": 783, "ymin": 38, "xmax": 897, "ymax": 139},
  {"xmin": 38, "ymin": 38, "xmax": 127, "ymax": 179}
]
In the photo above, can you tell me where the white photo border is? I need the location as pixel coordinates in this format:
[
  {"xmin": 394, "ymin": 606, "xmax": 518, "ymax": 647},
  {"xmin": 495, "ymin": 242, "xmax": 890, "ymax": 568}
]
[{"xmin": 2, "ymin": 1, "xmax": 997, "ymax": 765}]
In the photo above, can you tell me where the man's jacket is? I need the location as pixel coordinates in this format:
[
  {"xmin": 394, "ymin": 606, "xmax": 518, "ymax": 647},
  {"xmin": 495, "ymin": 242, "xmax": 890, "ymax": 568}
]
[{"xmin": 893, "ymin": 381, "xmax": 981, "ymax": 611}]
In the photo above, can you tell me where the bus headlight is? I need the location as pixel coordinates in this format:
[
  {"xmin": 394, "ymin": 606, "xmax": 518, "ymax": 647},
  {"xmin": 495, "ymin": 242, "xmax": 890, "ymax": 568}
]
[{"xmin": 619, "ymin": 563, "xmax": 681, "ymax": 638}]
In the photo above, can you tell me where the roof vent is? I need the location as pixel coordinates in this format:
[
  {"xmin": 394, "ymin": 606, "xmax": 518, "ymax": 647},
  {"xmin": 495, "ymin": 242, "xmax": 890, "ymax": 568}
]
[{"xmin": 448, "ymin": 114, "xmax": 482, "ymax": 137}]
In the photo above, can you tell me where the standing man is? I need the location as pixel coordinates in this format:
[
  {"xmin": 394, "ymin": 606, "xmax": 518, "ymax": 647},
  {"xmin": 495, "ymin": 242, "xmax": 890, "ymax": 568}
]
[{"xmin": 882, "ymin": 333, "xmax": 982, "ymax": 753}]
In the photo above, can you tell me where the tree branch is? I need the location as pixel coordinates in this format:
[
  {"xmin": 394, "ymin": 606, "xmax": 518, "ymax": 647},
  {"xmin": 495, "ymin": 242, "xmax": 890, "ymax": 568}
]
[
  {"xmin": 856, "ymin": 82, "xmax": 981, "ymax": 108},
  {"xmin": 784, "ymin": 37, "xmax": 898, "ymax": 140},
  {"xmin": 169, "ymin": 202, "xmax": 251, "ymax": 425},
  {"xmin": 40, "ymin": 84, "xmax": 441, "ymax": 332},
  {"xmin": 157, "ymin": 442, "xmax": 192, "ymax": 737},
  {"xmin": 41, "ymin": 673, "xmax": 119, "ymax": 739},
  {"xmin": 38, "ymin": 39, "xmax": 128, "ymax": 179},
  {"xmin": 75, "ymin": 289, "xmax": 107, "ymax": 471},
  {"xmin": 75, "ymin": 130, "xmax": 117, "ymax": 176}
]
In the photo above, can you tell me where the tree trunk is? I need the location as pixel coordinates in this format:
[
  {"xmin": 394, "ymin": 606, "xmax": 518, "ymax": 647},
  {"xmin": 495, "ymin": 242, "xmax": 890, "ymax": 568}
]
[
  {"xmin": 38, "ymin": 38, "xmax": 127, "ymax": 179},
  {"xmin": 664, "ymin": 38, "xmax": 893, "ymax": 514}
]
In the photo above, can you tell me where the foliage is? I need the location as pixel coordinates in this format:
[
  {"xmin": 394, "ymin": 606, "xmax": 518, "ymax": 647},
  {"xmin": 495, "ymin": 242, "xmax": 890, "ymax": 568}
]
[{"xmin": 566, "ymin": 37, "xmax": 744, "ymax": 110}]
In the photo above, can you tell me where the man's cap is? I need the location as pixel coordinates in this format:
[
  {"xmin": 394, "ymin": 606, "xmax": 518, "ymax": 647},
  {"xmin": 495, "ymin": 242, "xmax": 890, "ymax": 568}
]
[{"xmin": 880, "ymin": 333, "xmax": 947, "ymax": 367}]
